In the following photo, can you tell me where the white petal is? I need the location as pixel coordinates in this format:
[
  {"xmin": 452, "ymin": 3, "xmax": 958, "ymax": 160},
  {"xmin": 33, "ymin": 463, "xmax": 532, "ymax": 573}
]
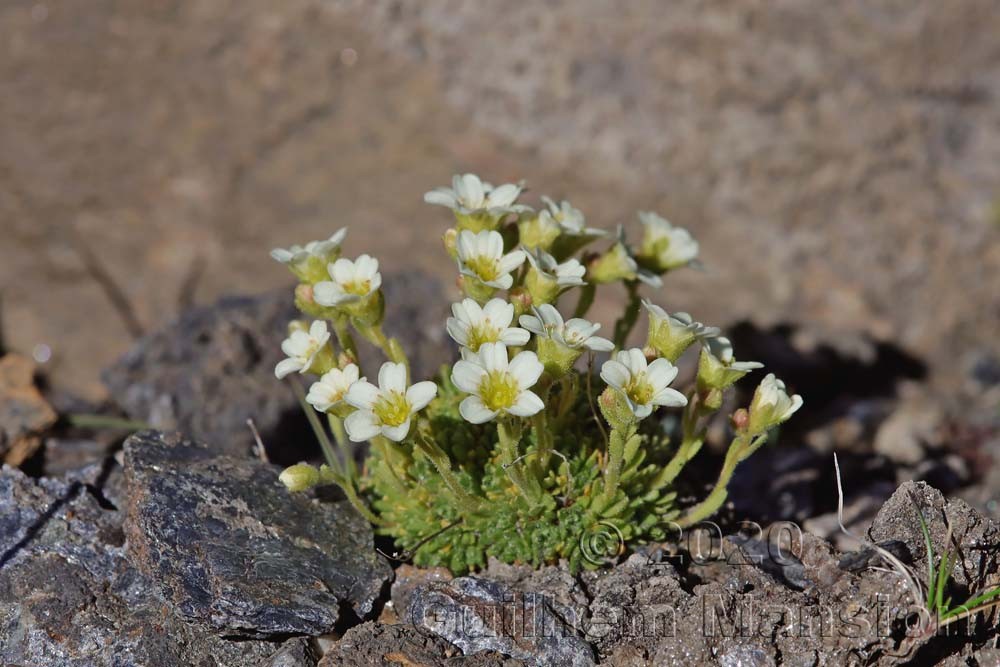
[
  {"xmin": 345, "ymin": 380, "xmax": 380, "ymax": 409},
  {"xmin": 508, "ymin": 351, "xmax": 543, "ymax": 389},
  {"xmin": 460, "ymin": 174, "xmax": 485, "ymax": 207},
  {"xmin": 487, "ymin": 183, "xmax": 520, "ymax": 207},
  {"xmin": 584, "ymin": 336, "xmax": 615, "ymax": 352},
  {"xmin": 451, "ymin": 361, "xmax": 486, "ymax": 393},
  {"xmin": 378, "ymin": 362, "xmax": 407, "ymax": 393},
  {"xmin": 344, "ymin": 410, "xmax": 381, "ymax": 442},
  {"xmin": 537, "ymin": 304, "xmax": 563, "ymax": 328},
  {"xmin": 424, "ymin": 189, "xmax": 458, "ymax": 208},
  {"xmin": 498, "ymin": 250, "xmax": 526, "ymax": 275},
  {"xmin": 646, "ymin": 358, "xmax": 679, "ymax": 389},
  {"xmin": 381, "ymin": 419, "xmax": 411, "ymax": 442},
  {"xmin": 623, "ymin": 348, "xmax": 648, "ymax": 374},
  {"xmin": 500, "ymin": 327, "xmax": 530, "ymax": 346},
  {"xmin": 446, "ymin": 317, "xmax": 470, "ymax": 346},
  {"xmin": 482, "ymin": 299, "xmax": 514, "ymax": 327},
  {"xmin": 493, "ymin": 274, "xmax": 514, "ymax": 290},
  {"xmin": 486, "ymin": 230, "xmax": 504, "ymax": 258},
  {"xmin": 457, "ymin": 231, "xmax": 476, "ymax": 260},
  {"xmin": 507, "ymin": 390, "xmax": 544, "ymax": 417},
  {"xmin": 633, "ymin": 403, "xmax": 653, "ymax": 420},
  {"xmin": 480, "ymin": 343, "xmax": 509, "ymax": 372},
  {"xmin": 600, "ymin": 360, "xmax": 630, "ymax": 389},
  {"xmin": 274, "ymin": 358, "xmax": 303, "ymax": 379},
  {"xmin": 270, "ymin": 248, "xmax": 294, "ymax": 263},
  {"xmin": 314, "ymin": 281, "xmax": 352, "ymax": 306},
  {"xmin": 519, "ymin": 315, "xmax": 545, "ymax": 336},
  {"xmin": 459, "ymin": 396, "xmax": 497, "ymax": 424},
  {"xmin": 406, "ymin": 381, "xmax": 438, "ymax": 411},
  {"xmin": 652, "ymin": 387, "xmax": 688, "ymax": 408}
]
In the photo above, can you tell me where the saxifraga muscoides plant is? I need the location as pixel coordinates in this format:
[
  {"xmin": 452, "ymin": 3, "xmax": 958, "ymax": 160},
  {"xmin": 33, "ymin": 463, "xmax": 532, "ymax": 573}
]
[{"xmin": 272, "ymin": 174, "xmax": 803, "ymax": 574}]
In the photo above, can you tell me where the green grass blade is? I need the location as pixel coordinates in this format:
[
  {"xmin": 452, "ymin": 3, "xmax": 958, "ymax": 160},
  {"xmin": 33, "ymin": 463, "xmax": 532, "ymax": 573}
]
[{"xmin": 911, "ymin": 495, "xmax": 936, "ymax": 609}]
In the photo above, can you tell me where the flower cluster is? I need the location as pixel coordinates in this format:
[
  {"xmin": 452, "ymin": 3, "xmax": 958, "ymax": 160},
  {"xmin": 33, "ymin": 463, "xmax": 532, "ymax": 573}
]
[{"xmin": 269, "ymin": 173, "xmax": 802, "ymax": 573}]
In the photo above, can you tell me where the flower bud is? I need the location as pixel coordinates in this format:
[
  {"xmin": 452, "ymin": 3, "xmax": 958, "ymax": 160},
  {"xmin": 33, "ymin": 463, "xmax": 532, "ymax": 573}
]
[
  {"xmin": 279, "ymin": 463, "xmax": 320, "ymax": 492},
  {"xmin": 748, "ymin": 374, "xmax": 803, "ymax": 435},
  {"xmin": 508, "ymin": 287, "xmax": 533, "ymax": 318},
  {"xmin": 294, "ymin": 284, "xmax": 339, "ymax": 319},
  {"xmin": 731, "ymin": 408, "xmax": 750, "ymax": 432},
  {"xmin": 598, "ymin": 386, "xmax": 636, "ymax": 430},
  {"xmin": 443, "ymin": 228, "xmax": 459, "ymax": 259},
  {"xmin": 518, "ymin": 211, "xmax": 561, "ymax": 251}
]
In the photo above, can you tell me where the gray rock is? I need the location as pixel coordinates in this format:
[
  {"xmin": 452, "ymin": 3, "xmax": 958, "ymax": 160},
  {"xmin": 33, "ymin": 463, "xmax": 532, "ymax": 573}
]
[
  {"xmin": 405, "ymin": 575, "xmax": 595, "ymax": 667},
  {"xmin": 122, "ymin": 430, "xmax": 391, "ymax": 637},
  {"xmin": 102, "ymin": 274, "xmax": 448, "ymax": 461},
  {"xmin": 103, "ymin": 290, "xmax": 300, "ymax": 459},
  {"xmin": 0, "ymin": 465, "xmax": 316, "ymax": 666}
]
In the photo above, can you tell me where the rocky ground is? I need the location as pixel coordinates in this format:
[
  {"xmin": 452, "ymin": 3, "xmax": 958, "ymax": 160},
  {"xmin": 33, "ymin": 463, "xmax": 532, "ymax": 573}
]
[
  {"xmin": 2, "ymin": 0, "xmax": 1000, "ymax": 664},
  {"xmin": 0, "ymin": 288, "xmax": 997, "ymax": 665}
]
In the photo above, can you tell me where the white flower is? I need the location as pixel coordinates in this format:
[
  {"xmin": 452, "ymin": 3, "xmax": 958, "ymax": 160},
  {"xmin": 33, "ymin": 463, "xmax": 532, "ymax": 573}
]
[
  {"xmin": 275, "ymin": 321, "xmax": 331, "ymax": 379},
  {"xmin": 343, "ymin": 362, "xmax": 437, "ymax": 442},
  {"xmin": 643, "ymin": 300, "xmax": 719, "ymax": 362},
  {"xmin": 525, "ymin": 249, "xmax": 586, "ymax": 287},
  {"xmin": 306, "ymin": 364, "xmax": 361, "ymax": 412},
  {"xmin": 541, "ymin": 196, "xmax": 606, "ymax": 237},
  {"xmin": 600, "ymin": 348, "xmax": 687, "ymax": 419},
  {"xmin": 424, "ymin": 173, "xmax": 529, "ymax": 215},
  {"xmin": 270, "ymin": 228, "xmax": 348, "ymax": 265},
  {"xmin": 704, "ymin": 337, "xmax": 762, "ymax": 372},
  {"xmin": 447, "ymin": 298, "xmax": 530, "ymax": 352},
  {"xmin": 697, "ymin": 336, "xmax": 764, "ymax": 391},
  {"xmin": 520, "ymin": 305, "xmax": 613, "ymax": 352},
  {"xmin": 637, "ymin": 211, "xmax": 698, "ymax": 271},
  {"xmin": 313, "ymin": 254, "xmax": 382, "ymax": 307},
  {"xmin": 451, "ymin": 342, "xmax": 544, "ymax": 424},
  {"xmin": 749, "ymin": 373, "xmax": 803, "ymax": 433},
  {"xmin": 456, "ymin": 230, "xmax": 526, "ymax": 290}
]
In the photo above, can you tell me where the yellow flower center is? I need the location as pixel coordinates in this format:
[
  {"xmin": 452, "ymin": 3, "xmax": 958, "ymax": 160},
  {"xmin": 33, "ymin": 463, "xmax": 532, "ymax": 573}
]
[
  {"xmin": 464, "ymin": 255, "xmax": 500, "ymax": 283},
  {"xmin": 373, "ymin": 391, "xmax": 411, "ymax": 427},
  {"xmin": 342, "ymin": 278, "xmax": 372, "ymax": 296},
  {"xmin": 479, "ymin": 371, "xmax": 520, "ymax": 411},
  {"xmin": 624, "ymin": 373, "xmax": 653, "ymax": 406},
  {"xmin": 466, "ymin": 323, "xmax": 500, "ymax": 352}
]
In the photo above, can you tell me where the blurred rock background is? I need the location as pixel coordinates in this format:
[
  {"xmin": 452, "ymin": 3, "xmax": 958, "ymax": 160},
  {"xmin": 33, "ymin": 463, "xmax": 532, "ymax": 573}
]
[{"xmin": 2, "ymin": 0, "xmax": 998, "ymax": 415}]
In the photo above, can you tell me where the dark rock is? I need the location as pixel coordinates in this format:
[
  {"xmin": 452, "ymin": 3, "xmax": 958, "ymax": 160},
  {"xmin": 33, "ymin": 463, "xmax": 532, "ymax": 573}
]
[
  {"xmin": 0, "ymin": 465, "xmax": 316, "ymax": 666},
  {"xmin": 837, "ymin": 540, "xmax": 912, "ymax": 573},
  {"xmin": 725, "ymin": 534, "xmax": 808, "ymax": 590},
  {"xmin": 102, "ymin": 274, "xmax": 449, "ymax": 461},
  {"xmin": 869, "ymin": 480, "xmax": 1000, "ymax": 590},
  {"xmin": 122, "ymin": 430, "xmax": 391, "ymax": 637},
  {"xmin": 405, "ymin": 575, "xmax": 595, "ymax": 667},
  {"xmin": 102, "ymin": 290, "xmax": 300, "ymax": 459}
]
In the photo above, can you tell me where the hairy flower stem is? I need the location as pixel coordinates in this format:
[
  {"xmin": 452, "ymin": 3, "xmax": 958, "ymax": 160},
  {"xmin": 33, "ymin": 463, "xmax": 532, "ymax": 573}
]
[
  {"xmin": 612, "ymin": 281, "xmax": 641, "ymax": 349},
  {"xmin": 414, "ymin": 434, "xmax": 481, "ymax": 509},
  {"xmin": 531, "ymin": 380, "xmax": 555, "ymax": 470},
  {"xmin": 365, "ymin": 324, "xmax": 412, "ymax": 381},
  {"xmin": 601, "ymin": 420, "xmax": 638, "ymax": 504},
  {"xmin": 654, "ymin": 393, "xmax": 707, "ymax": 488},
  {"xmin": 292, "ymin": 379, "xmax": 344, "ymax": 477},
  {"xmin": 328, "ymin": 414, "xmax": 358, "ymax": 483},
  {"xmin": 333, "ymin": 317, "xmax": 360, "ymax": 365},
  {"xmin": 497, "ymin": 418, "xmax": 540, "ymax": 504},
  {"xmin": 677, "ymin": 432, "xmax": 767, "ymax": 527}
]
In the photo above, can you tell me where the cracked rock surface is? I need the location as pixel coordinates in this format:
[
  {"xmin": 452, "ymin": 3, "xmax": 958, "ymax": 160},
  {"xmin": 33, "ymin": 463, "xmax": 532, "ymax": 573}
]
[
  {"xmin": 122, "ymin": 430, "xmax": 392, "ymax": 637},
  {"xmin": 0, "ymin": 464, "xmax": 317, "ymax": 666}
]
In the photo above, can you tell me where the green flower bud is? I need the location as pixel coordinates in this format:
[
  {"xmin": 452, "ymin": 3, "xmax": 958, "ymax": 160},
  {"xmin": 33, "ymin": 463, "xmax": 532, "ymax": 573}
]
[
  {"xmin": 279, "ymin": 463, "xmax": 320, "ymax": 492},
  {"xmin": 518, "ymin": 211, "xmax": 562, "ymax": 251},
  {"xmin": 270, "ymin": 230, "xmax": 347, "ymax": 284}
]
